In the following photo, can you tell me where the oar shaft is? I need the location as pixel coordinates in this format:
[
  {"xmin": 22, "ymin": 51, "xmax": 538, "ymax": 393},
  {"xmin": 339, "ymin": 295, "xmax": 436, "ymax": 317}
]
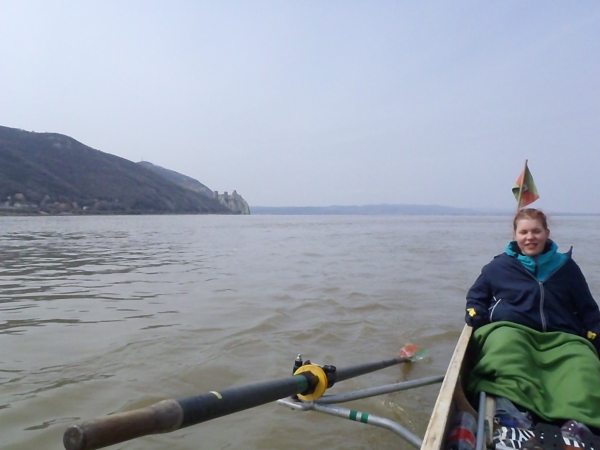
[
  {"xmin": 334, "ymin": 357, "xmax": 409, "ymax": 383},
  {"xmin": 177, "ymin": 374, "xmax": 310, "ymax": 428},
  {"xmin": 64, "ymin": 374, "xmax": 313, "ymax": 450}
]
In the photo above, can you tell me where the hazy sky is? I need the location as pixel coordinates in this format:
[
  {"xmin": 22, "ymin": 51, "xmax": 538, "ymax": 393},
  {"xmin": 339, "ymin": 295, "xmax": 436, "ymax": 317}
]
[{"xmin": 1, "ymin": 2, "xmax": 599, "ymax": 212}]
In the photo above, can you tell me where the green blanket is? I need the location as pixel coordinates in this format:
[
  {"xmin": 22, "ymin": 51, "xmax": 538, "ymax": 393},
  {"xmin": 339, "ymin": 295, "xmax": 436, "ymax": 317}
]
[{"xmin": 466, "ymin": 322, "xmax": 600, "ymax": 428}]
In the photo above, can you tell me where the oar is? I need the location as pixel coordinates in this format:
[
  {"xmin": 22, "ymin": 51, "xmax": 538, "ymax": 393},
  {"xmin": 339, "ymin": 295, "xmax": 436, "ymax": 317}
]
[{"xmin": 63, "ymin": 348, "xmax": 419, "ymax": 450}]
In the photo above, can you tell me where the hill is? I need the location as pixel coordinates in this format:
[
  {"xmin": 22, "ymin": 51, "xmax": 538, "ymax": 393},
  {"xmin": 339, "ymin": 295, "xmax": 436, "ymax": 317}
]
[
  {"xmin": 0, "ymin": 126, "xmax": 231, "ymax": 215},
  {"xmin": 138, "ymin": 161, "xmax": 214, "ymax": 198}
]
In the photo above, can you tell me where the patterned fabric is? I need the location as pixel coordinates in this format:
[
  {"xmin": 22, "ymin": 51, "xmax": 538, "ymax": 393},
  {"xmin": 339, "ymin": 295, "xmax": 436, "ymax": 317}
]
[{"xmin": 493, "ymin": 426, "xmax": 583, "ymax": 449}]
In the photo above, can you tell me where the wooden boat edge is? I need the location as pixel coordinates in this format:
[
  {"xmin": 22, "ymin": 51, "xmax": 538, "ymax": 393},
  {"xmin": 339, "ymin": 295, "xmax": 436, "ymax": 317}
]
[{"xmin": 421, "ymin": 324, "xmax": 473, "ymax": 450}]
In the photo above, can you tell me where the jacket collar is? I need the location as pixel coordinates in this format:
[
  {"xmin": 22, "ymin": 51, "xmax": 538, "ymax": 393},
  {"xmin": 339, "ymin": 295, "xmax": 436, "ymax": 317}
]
[{"xmin": 505, "ymin": 240, "xmax": 569, "ymax": 281}]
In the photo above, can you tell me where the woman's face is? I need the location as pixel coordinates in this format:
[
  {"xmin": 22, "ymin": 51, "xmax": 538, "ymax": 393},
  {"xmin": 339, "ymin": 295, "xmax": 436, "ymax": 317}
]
[{"xmin": 514, "ymin": 218, "xmax": 550, "ymax": 256}]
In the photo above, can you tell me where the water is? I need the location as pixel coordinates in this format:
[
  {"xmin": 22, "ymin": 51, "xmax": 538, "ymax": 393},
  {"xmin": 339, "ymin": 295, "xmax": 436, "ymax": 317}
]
[{"xmin": 1, "ymin": 214, "xmax": 599, "ymax": 450}]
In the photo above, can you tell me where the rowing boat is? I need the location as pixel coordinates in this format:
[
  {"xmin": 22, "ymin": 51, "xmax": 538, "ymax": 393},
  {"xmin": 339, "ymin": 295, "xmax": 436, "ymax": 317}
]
[{"xmin": 422, "ymin": 324, "xmax": 600, "ymax": 450}]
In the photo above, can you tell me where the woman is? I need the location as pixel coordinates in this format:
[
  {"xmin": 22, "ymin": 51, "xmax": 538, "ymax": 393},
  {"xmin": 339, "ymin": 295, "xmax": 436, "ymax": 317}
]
[
  {"xmin": 464, "ymin": 208, "xmax": 600, "ymax": 430},
  {"xmin": 466, "ymin": 208, "xmax": 600, "ymax": 342}
]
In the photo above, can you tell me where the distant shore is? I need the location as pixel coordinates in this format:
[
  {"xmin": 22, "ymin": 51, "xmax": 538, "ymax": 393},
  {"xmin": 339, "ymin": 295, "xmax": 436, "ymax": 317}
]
[
  {"xmin": 250, "ymin": 204, "xmax": 600, "ymax": 216},
  {"xmin": 2, "ymin": 204, "xmax": 598, "ymax": 217}
]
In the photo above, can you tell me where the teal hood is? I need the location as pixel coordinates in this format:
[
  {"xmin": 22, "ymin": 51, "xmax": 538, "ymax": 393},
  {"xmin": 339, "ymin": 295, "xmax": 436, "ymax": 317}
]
[{"xmin": 505, "ymin": 240, "xmax": 569, "ymax": 282}]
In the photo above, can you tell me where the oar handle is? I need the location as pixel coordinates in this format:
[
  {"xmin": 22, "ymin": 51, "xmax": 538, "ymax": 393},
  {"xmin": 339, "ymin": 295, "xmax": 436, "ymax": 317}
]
[
  {"xmin": 63, "ymin": 374, "xmax": 314, "ymax": 450},
  {"xmin": 63, "ymin": 400, "xmax": 183, "ymax": 450}
]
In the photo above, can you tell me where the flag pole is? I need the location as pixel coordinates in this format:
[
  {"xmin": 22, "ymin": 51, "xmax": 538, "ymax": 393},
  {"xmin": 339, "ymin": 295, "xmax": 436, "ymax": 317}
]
[{"xmin": 516, "ymin": 159, "xmax": 528, "ymax": 213}]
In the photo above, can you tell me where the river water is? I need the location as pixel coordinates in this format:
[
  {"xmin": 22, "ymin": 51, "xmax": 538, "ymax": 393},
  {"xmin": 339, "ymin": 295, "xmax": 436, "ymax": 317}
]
[{"xmin": 1, "ymin": 214, "xmax": 599, "ymax": 450}]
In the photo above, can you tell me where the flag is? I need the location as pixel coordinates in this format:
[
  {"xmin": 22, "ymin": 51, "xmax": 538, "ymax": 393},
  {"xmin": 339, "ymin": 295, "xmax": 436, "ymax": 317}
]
[{"xmin": 512, "ymin": 163, "xmax": 539, "ymax": 208}]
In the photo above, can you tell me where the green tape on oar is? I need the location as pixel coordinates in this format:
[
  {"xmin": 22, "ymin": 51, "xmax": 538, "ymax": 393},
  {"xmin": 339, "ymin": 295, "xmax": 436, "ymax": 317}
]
[{"xmin": 349, "ymin": 410, "xmax": 370, "ymax": 423}]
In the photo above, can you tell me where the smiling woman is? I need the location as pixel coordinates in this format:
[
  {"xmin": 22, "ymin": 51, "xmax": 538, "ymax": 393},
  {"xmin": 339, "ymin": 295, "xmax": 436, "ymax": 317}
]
[
  {"xmin": 464, "ymin": 207, "xmax": 600, "ymax": 435},
  {"xmin": 466, "ymin": 208, "xmax": 600, "ymax": 340}
]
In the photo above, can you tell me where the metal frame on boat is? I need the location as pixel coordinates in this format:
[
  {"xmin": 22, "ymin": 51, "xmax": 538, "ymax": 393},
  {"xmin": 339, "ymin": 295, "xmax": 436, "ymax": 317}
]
[
  {"xmin": 274, "ymin": 328, "xmax": 475, "ymax": 450},
  {"xmin": 276, "ymin": 326, "xmax": 474, "ymax": 450},
  {"xmin": 278, "ymin": 374, "xmax": 445, "ymax": 449}
]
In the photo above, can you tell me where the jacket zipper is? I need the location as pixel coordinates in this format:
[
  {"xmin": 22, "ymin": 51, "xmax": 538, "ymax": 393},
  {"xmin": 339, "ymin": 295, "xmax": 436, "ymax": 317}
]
[
  {"xmin": 539, "ymin": 282, "xmax": 546, "ymax": 331},
  {"xmin": 534, "ymin": 256, "xmax": 546, "ymax": 331},
  {"xmin": 518, "ymin": 256, "xmax": 570, "ymax": 333},
  {"xmin": 489, "ymin": 296, "xmax": 502, "ymax": 322}
]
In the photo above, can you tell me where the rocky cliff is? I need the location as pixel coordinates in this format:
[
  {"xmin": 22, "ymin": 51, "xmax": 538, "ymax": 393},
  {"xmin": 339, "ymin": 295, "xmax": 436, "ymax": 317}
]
[{"xmin": 214, "ymin": 190, "xmax": 251, "ymax": 215}]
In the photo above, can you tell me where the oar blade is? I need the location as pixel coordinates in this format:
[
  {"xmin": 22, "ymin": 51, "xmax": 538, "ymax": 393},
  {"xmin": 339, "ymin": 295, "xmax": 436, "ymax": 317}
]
[{"xmin": 398, "ymin": 344, "xmax": 426, "ymax": 360}]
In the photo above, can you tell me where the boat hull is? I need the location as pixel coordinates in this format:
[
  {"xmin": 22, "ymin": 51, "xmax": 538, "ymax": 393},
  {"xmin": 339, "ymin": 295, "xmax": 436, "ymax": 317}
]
[{"xmin": 421, "ymin": 325, "xmax": 473, "ymax": 450}]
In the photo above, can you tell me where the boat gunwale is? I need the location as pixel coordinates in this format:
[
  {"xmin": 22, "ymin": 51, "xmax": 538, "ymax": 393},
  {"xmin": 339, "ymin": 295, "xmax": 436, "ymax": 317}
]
[{"xmin": 421, "ymin": 325, "xmax": 473, "ymax": 450}]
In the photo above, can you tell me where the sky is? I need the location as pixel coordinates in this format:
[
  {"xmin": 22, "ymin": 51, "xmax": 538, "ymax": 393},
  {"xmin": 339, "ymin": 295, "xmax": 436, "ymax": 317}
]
[{"xmin": 1, "ymin": 1, "xmax": 599, "ymax": 213}]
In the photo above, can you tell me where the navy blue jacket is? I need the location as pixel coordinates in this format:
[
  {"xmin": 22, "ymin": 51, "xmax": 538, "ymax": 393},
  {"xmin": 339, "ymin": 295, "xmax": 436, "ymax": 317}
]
[{"xmin": 466, "ymin": 244, "xmax": 600, "ymax": 350}]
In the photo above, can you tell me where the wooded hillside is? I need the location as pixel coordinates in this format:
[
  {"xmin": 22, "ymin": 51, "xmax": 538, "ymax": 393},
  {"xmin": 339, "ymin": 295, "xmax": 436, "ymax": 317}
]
[{"xmin": 0, "ymin": 126, "xmax": 231, "ymax": 214}]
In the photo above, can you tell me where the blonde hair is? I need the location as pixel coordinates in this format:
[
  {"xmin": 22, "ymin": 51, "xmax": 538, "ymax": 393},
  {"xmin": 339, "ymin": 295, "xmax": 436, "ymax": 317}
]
[{"xmin": 513, "ymin": 208, "xmax": 548, "ymax": 231}]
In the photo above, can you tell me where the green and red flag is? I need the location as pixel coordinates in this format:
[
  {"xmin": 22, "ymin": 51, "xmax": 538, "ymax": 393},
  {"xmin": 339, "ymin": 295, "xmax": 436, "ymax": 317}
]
[{"xmin": 512, "ymin": 161, "xmax": 539, "ymax": 208}]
